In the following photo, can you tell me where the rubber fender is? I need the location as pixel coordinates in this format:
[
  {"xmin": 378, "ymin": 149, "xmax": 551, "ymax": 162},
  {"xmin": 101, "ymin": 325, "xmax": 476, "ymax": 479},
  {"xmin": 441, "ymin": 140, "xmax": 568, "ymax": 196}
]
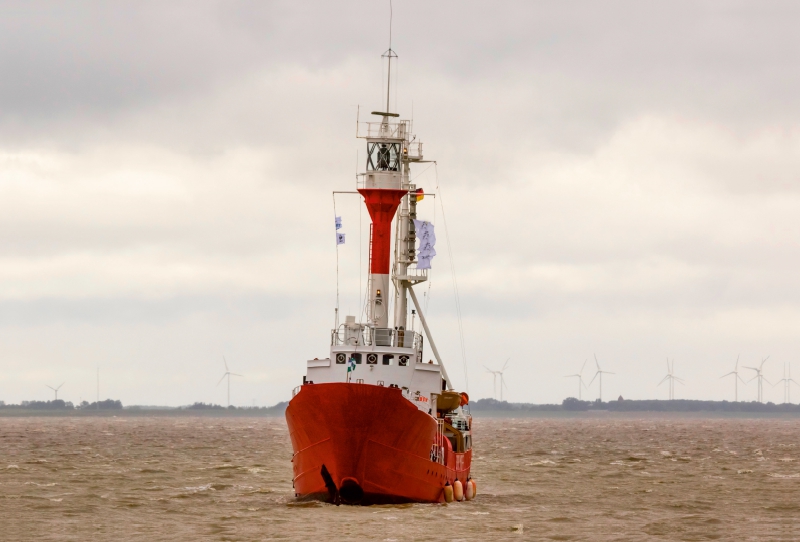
[
  {"xmin": 443, "ymin": 480, "xmax": 454, "ymax": 503},
  {"xmin": 453, "ymin": 479, "xmax": 464, "ymax": 502}
]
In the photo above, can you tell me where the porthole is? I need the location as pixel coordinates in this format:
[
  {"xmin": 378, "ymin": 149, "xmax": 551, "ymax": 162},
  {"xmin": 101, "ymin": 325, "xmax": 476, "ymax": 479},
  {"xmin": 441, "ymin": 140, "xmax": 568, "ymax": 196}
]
[{"xmin": 336, "ymin": 353, "xmax": 346, "ymax": 364}]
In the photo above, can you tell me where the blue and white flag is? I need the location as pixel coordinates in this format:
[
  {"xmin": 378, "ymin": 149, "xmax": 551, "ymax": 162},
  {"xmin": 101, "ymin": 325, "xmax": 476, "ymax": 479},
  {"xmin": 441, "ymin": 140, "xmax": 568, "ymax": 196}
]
[
  {"xmin": 336, "ymin": 233, "xmax": 346, "ymax": 245},
  {"xmin": 413, "ymin": 220, "xmax": 437, "ymax": 270},
  {"xmin": 335, "ymin": 216, "xmax": 342, "ymax": 230}
]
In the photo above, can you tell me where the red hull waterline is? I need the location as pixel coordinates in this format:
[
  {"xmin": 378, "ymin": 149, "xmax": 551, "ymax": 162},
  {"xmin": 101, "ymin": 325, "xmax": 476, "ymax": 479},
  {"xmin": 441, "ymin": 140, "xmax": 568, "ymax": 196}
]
[{"xmin": 286, "ymin": 383, "xmax": 472, "ymax": 504}]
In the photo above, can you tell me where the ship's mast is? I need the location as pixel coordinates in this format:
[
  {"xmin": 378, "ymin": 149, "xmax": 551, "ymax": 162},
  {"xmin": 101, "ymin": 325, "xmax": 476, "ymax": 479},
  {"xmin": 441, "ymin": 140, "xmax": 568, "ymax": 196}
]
[
  {"xmin": 359, "ymin": 46, "xmax": 405, "ymax": 332},
  {"xmin": 352, "ymin": 36, "xmax": 453, "ymax": 388}
]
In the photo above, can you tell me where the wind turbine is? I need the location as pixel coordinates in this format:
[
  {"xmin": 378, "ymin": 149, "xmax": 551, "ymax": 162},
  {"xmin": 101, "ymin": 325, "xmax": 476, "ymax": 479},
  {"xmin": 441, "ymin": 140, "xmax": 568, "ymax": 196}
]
[
  {"xmin": 658, "ymin": 359, "xmax": 684, "ymax": 400},
  {"xmin": 589, "ymin": 354, "xmax": 614, "ymax": 402},
  {"xmin": 773, "ymin": 363, "xmax": 800, "ymax": 404},
  {"xmin": 46, "ymin": 382, "xmax": 64, "ymax": 401},
  {"xmin": 217, "ymin": 356, "xmax": 243, "ymax": 408},
  {"xmin": 496, "ymin": 359, "xmax": 509, "ymax": 401},
  {"xmin": 720, "ymin": 355, "xmax": 746, "ymax": 402},
  {"xmin": 564, "ymin": 360, "xmax": 588, "ymax": 400},
  {"xmin": 744, "ymin": 356, "xmax": 770, "ymax": 403},
  {"xmin": 484, "ymin": 359, "xmax": 509, "ymax": 401}
]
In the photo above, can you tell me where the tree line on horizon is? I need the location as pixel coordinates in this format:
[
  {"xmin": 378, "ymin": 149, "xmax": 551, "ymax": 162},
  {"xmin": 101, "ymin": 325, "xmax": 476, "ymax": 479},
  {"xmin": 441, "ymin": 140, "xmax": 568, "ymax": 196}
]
[
  {"xmin": 0, "ymin": 400, "xmax": 290, "ymax": 412},
  {"xmin": 0, "ymin": 399, "xmax": 123, "ymax": 410},
  {"xmin": 470, "ymin": 397, "xmax": 800, "ymax": 412}
]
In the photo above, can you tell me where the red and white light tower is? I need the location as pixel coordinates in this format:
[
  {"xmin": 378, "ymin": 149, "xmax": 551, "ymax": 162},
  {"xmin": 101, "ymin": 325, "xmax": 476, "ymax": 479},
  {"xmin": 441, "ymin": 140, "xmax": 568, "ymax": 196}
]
[{"xmin": 357, "ymin": 46, "xmax": 426, "ymax": 336}]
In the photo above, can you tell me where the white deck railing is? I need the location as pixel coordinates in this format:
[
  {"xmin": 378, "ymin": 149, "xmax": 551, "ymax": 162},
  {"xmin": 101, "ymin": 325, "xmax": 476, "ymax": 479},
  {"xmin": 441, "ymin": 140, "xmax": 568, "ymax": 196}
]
[{"xmin": 330, "ymin": 327, "xmax": 423, "ymax": 350}]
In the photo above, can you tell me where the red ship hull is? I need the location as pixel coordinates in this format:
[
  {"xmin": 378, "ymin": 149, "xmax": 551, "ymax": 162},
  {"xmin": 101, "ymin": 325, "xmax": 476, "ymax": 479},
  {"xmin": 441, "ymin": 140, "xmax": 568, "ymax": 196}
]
[{"xmin": 286, "ymin": 383, "xmax": 472, "ymax": 504}]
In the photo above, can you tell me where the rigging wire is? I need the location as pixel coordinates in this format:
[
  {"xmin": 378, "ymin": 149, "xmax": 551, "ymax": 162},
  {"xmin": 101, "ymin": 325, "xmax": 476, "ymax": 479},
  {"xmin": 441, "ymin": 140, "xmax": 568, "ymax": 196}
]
[
  {"xmin": 411, "ymin": 162, "xmax": 436, "ymax": 183},
  {"xmin": 434, "ymin": 163, "xmax": 470, "ymax": 394},
  {"xmin": 359, "ymin": 186, "xmax": 362, "ymax": 320},
  {"xmin": 424, "ymin": 185, "xmax": 436, "ymax": 314},
  {"xmin": 333, "ymin": 192, "xmax": 340, "ymax": 329}
]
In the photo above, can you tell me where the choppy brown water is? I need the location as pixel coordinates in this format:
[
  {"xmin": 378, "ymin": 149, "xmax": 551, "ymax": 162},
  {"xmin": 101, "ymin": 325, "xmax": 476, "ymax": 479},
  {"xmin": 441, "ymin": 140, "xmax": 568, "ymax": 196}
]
[{"xmin": 1, "ymin": 415, "xmax": 800, "ymax": 541}]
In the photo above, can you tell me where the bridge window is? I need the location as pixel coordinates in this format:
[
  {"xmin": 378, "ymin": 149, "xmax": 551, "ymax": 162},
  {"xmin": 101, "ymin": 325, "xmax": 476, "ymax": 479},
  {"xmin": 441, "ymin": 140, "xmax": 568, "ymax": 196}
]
[
  {"xmin": 367, "ymin": 142, "xmax": 400, "ymax": 171},
  {"xmin": 382, "ymin": 354, "xmax": 394, "ymax": 365},
  {"xmin": 350, "ymin": 353, "xmax": 362, "ymax": 364}
]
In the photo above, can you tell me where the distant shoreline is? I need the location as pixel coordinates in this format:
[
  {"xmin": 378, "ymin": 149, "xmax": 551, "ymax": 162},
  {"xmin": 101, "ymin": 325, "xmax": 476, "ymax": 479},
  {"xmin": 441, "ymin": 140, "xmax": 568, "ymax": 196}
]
[
  {"xmin": 471, "ymin": 410, "xmax": 800, "ymax": 419},
  {"xmin": 2, "ymin": 410, "xmax": 799, "ymax": 419},
  {"xmin": 467, "ymin": 398, "xmax": 800, "ymax": 418},
  {"xmin": 3, "ymin": 397, "xmax": 800, "ymax": 419},
  {"xmin": 0, "ymin": 408, "xmax": 287, "ymax": 418}
]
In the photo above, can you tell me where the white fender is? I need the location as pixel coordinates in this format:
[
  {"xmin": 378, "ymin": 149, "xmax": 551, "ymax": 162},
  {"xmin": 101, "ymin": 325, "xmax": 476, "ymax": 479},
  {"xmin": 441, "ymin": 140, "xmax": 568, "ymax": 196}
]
[{"xmin": 453, "ymin": 479, "xmax": 464, "ymax": 502}]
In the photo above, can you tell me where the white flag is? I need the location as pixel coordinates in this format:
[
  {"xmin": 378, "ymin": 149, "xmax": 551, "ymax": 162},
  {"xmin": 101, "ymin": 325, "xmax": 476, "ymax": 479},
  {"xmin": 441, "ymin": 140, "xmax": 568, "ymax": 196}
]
[
  {"xmin": 414, "ymin": 220, "xmax": 437, "ymax": 246},
  {"xmin": 336, "ymin": 233, "xmax": 346, "ymax": 245},
  {"xmin": 413, "ymin": 220, "xmax": 436, "ymax": 269},
  {"xmin": 335, "ymin": 216, "xmax": 342, "ymax": 230}
]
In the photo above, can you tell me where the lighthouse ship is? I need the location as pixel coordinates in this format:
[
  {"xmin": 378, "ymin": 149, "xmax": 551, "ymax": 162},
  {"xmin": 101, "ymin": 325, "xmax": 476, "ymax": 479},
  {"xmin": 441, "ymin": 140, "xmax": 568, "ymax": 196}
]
[{"xmin": 285, "ymin": 49, "xmax": 473, "ymax": 505}]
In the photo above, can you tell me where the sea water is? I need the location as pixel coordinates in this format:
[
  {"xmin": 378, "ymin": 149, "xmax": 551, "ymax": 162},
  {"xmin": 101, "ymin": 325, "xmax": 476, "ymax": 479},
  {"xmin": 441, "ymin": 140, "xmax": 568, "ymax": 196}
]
[{"xmin": 1, "ymin": 415, "xmax": 799, "ymax": 540}]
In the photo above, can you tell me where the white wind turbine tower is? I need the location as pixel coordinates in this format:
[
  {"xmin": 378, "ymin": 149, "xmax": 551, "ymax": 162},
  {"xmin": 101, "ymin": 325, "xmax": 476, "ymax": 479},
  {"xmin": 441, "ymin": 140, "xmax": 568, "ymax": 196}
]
[
  {"xmin": 744, "ymin": 356, "xmax": 770, "ymax": 403},
  {"xmin": 658, "ymin": 359, "xmax": 684, "ymax": 400},
  {"xmin": 773, "ymin": 363, "xmax": 800, "ymax": 404},
  {"xmin": 564, "ymin": 360, "xmax": 588, "ymax": 400},
  {"xmin": 46, "ymin": 382, "xmax": 64, "ymax": 401},
  {"xmin": 496, "ymin": 359, "xmax": 510, "ymax": 401},
  {"xmin": 217, "ymin": 356, "xmax": 243, "ymax": 408},
  {"xmin": 720, "ymin": 355, "xmax": 746, "ymax": 402},
  {"xmin": 483, "ymin": 365, "xmax": 500, "ymax": 400},
  {"xmin": 589, "ymin": 354, "xmax": 614, "ymax": 402},
  {"xmin": 484, "ymin": 359, "xmax": 509, "ymax": 401}
]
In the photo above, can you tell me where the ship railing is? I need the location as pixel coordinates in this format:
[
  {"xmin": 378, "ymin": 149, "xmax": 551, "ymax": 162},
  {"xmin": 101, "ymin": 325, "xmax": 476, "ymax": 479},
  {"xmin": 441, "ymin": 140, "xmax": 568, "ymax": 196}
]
[
  {"xmin": 358, "ymin": 120, "xmax": 409, "ymax": 140},
  {"xmin": 405, "ymin": 141, "xmax": 423, "ymax": 160},
  {"xmin": 400, "ymin": 266, "xmax": 429, "ymax": 282},
  {"xmin": 292, "ymin": 386, "xmax": 301, "ymax": 397},
  {"xmin": 331, "ymin": 327, "xmax": 423, "ymax": 350},
  {"xmin": 434, "ymin": 418, "xmax": 445, "ymax": 465}
]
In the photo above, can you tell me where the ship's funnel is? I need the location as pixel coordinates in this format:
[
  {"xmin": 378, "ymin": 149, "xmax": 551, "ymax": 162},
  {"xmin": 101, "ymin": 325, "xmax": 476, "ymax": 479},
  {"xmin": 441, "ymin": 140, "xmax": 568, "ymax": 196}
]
[
  {"xmin": 358, "ymin": 188, "xmax": 406, "ymax": 329},
  {"xmin": 358, "ymin": 188, "xmax": 406, "ymax": 274}
]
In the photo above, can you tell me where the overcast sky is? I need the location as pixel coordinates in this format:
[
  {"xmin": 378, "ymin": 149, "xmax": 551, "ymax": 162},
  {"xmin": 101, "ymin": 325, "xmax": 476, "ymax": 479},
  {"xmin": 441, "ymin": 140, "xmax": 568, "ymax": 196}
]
[{"xmin": 2, "ymin": 1, "xmax": 800, "ymax": 406}]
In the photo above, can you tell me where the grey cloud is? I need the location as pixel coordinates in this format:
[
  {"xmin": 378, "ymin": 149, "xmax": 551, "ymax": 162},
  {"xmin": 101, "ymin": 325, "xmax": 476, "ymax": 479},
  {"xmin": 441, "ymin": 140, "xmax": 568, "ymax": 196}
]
[
  {"xmin": 2, "ymin": 1, "xmax": 800, "ymax": 404},
  {"xmin": 0, "ymin": 293, "xmax": 315, "ymax": 326},
  {"xmin": 3, "ymin": 1, "xmax": 800, "ymax": 150}
]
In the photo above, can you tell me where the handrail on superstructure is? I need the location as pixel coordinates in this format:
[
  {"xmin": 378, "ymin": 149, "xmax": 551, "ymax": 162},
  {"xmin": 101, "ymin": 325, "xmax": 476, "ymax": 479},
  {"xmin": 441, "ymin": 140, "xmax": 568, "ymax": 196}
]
[{"xmin": 330, "ymin": 327, "xmax": 424, "ymax": 351}]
